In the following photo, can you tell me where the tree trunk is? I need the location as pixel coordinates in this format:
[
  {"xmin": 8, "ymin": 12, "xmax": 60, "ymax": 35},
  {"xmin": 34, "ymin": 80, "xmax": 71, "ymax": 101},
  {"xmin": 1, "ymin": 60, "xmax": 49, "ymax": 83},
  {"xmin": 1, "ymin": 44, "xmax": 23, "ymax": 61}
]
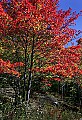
[
  {"xmin": 23, "ymin": 46, "xmax": 27, "ymax": 101},
  {"xmin": 26, "ymin": 35, "xmax": 35, "ymax": 104}
]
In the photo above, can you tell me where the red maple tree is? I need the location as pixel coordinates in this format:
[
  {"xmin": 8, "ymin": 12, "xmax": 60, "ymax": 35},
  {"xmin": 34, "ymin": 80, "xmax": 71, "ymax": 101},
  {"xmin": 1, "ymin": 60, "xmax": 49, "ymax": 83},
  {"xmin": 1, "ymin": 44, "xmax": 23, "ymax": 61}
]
[
  {"xmin": 0, "ymin": 0, "xmax": 82, "ymax": 101},
  {"xmin": 0, "ymin": 0, "xmax": 82, "ymax": 77}
]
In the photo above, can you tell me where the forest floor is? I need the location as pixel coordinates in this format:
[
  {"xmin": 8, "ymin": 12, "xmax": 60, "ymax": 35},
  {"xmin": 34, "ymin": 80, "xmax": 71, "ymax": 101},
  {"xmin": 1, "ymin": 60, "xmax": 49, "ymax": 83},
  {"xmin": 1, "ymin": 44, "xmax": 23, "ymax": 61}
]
[{"xmin": 0, "ymin": 92, "xmax": 82, "ymax": 120}]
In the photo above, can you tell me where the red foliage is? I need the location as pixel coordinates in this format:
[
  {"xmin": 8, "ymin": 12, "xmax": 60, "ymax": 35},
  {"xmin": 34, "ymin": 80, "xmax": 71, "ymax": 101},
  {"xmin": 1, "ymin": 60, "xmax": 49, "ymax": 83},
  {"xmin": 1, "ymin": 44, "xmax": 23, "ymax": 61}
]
[
  {"xmin": 0, "ymin": 58, "xmax": 24, "ymax": 77},
  {"xmin": 0, "ymin": 0, "xmax": 82, "ymax": 80}
]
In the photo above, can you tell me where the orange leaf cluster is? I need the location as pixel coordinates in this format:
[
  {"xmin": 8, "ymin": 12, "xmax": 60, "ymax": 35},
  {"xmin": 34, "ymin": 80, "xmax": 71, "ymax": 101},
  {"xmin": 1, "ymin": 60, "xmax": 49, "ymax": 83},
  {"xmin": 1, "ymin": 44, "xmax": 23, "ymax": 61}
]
[{"xmin": 0, "ymin": 58, "xmax": 24, "ymax": 77}]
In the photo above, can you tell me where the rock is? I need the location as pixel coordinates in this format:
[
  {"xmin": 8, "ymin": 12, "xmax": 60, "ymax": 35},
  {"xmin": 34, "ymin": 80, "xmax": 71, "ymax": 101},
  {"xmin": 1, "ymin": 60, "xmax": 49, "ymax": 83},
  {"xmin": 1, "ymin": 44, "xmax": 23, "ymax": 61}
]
[{"xmin": 0, "ymin": 87, "xmax": 15, "ymax": 103}]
